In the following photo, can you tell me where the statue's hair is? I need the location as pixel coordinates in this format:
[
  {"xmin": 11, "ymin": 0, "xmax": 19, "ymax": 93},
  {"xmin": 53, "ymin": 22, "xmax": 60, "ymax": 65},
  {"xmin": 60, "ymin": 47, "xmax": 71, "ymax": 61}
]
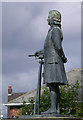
[{"xmin": 49, "ymin": 10, "xmax": 61, "ymax": 25}]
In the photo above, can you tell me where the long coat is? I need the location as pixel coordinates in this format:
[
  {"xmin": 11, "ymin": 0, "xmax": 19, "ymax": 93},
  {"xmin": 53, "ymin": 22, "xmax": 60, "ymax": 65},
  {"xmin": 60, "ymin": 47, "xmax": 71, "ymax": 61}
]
[{"xmin": 43, "ymin": 25, "xmax": 68, "ymax": 85}]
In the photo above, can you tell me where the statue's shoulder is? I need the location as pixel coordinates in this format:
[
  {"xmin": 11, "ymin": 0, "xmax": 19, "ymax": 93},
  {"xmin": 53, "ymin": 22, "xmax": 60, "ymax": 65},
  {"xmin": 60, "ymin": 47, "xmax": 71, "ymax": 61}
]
[
  {"xmin": 50, "ymin": 26, "xmax": 61, "ymax": 35},
  {"xmin": 48, "ymin": 26, "xmax": 60, "ymax": 35}
]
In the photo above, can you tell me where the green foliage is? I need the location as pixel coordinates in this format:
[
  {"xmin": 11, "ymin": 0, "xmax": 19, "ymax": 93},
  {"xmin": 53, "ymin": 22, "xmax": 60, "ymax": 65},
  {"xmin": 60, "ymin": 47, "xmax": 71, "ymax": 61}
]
[
  {"xmin": 20, "ymin": 80, "xmax": 83, "ymax": 117},
  {"xmin": 39, "ymin": 87, "xmax": 51, "ymax": 113},
  {"xmin": 20, "ymin": 98, "xmax": 34, "ymax": 115},
  {"xmin": 59, "ymin": 80, "xmax": 82, "ymax": 117}
]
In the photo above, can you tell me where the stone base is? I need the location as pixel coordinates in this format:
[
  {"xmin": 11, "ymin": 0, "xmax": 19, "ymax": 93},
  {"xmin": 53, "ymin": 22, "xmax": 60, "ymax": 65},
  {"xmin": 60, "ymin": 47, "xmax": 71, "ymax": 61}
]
[{"xmin": 19, "ymin": 115, "xmax": 82, "ymax": 120}]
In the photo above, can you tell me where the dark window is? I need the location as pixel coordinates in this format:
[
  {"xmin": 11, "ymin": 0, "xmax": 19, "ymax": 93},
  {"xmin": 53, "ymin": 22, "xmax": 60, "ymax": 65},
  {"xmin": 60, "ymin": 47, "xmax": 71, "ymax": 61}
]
[{"xmin": 10, "ymin": 106, "xmax": 21, "ymax": 109}]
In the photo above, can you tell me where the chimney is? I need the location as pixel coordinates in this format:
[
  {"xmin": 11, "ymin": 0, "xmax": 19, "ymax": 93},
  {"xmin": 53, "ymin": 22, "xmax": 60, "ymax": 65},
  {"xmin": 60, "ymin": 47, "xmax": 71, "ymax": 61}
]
[{"xmin": 8, "ymin": 86, "xmax": 12, "ymax": 96}]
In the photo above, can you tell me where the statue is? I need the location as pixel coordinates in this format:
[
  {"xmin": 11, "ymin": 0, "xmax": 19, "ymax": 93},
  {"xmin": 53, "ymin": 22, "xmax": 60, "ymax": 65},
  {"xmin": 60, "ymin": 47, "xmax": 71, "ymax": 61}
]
[{"xmin": 35, "ymin": 10, "xmax": 68, "ymax": 114}]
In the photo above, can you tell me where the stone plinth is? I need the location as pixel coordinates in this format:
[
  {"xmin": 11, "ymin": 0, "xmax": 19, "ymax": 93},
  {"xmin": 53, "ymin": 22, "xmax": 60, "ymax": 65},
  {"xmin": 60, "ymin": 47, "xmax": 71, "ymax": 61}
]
[
  {"xmin": 18, "ymin": 115, "xmax": 82, "ymax": 120},
  {"xmin": 2, "ymin": 117, "xmax": 83, "ymax": 120}
]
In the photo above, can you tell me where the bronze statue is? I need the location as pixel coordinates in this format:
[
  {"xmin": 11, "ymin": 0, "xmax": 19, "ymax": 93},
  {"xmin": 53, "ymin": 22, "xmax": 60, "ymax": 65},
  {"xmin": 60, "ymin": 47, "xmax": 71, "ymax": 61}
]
[{"xmin": 35, "ymin": 10, "xmax": 68, "ymax": 114}]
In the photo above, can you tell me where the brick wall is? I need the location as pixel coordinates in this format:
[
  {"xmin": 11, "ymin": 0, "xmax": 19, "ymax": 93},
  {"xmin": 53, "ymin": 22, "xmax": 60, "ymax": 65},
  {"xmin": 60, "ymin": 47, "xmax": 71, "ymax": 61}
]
[{"xmin": 10, "ymin": 109, "xmax": 21, "ymax": 118}]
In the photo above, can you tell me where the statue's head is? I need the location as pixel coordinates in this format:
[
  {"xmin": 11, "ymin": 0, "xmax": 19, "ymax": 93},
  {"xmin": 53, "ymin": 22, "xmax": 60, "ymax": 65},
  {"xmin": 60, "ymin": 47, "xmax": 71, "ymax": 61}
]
[{"xmin": 47, "ymin": 10, "xmax": 61, "ymax": 26}]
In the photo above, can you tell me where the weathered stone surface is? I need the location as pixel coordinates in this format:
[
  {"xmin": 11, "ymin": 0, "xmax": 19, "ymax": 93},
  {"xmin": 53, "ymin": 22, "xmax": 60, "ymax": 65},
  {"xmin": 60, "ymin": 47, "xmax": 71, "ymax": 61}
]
[{"xmin": 2, "ymin": 117, "xmax": 83, "ymax": 120}]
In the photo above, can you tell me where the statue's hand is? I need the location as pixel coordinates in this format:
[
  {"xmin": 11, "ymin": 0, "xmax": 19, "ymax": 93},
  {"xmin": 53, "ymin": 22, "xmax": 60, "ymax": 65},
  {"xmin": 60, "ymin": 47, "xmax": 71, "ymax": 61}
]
[
  {"xmin": 35, "ymin": 49, "xmax": 44, "ymax": 57},
  {"xmin": 61, "ymin": 56, "xmax": 67, "ymax": 63},
  {"xmin": 35, "ymin": 50, "xmax": 41, "ymax": 57},
  {"xmin": 64, "ymin": 57, "xmax": 67, "ymax": 63}
]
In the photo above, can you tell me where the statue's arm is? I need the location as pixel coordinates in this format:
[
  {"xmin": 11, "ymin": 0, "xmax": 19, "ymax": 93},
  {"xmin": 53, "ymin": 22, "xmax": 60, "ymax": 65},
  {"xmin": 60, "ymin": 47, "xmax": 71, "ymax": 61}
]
[{"xmin": 52, "ymin": 28, "xmax": 67, "ymax": 63}]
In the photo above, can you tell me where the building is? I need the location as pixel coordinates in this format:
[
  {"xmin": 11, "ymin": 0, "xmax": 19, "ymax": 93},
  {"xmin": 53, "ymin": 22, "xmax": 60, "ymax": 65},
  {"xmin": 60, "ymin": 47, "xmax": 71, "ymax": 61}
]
[
  {"xmin": 3, "ymin": 86, "xmax": 38, "ymax": 118},
  {"xmin": 3, "ymin": 68, "xmax": 82, "ymax": 118},
  {"xmin": 3, "ymin": 85, "xmax": 45, "ymax": 118}
]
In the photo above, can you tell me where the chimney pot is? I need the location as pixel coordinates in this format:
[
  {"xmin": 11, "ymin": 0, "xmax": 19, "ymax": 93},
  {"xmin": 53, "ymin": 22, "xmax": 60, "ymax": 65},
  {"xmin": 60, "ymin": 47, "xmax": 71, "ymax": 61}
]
[
  {"xmin": 8, "ymin": 86, "xmax": 12, "ymax": 96},
  {"xmin": 9, "ymin": 86, "xmax": 11, "ymax": 89}
]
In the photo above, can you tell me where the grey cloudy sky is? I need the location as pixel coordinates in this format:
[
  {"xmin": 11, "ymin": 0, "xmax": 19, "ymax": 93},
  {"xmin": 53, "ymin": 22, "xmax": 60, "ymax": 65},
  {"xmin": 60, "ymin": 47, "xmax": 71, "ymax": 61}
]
[{"xmin": 2, "ymin": 2, "xmax": 81, "ymax": 117}]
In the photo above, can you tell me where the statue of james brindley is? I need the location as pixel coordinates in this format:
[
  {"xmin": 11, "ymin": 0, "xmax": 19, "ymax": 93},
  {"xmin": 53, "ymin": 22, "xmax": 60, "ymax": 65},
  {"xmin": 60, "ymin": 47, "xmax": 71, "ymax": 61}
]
[{"xmin": 35, "ymin": 10, "xmax": 68, "ymax": 114}]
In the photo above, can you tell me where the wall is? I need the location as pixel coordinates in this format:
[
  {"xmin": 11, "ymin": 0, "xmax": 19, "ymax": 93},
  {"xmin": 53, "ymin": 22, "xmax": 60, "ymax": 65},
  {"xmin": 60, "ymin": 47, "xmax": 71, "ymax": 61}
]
[{"xmin": 10, "ymin": 109, "xmax": 21, "ymax": 118}]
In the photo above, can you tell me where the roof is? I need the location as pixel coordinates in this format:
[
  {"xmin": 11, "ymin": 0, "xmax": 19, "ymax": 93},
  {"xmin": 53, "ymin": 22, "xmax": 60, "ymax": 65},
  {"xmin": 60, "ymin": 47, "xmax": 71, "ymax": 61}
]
[
  {"xmin": 66, "ymin": 68, "xmax": 82, "ymax": 84},
  {"xmin": 8, "ymin": 92, "xmax": 26, "ymax": 101},
  {"xmin": 4, "ymin": 86, "xmax": 45, "ymax": 106}
]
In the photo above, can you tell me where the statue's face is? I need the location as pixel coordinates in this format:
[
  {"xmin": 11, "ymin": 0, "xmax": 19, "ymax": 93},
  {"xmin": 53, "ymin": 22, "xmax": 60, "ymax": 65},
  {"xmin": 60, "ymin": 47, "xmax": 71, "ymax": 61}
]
[{"xmin": 47, "ymin": 14, "xmax": 52, "ymax": 25}]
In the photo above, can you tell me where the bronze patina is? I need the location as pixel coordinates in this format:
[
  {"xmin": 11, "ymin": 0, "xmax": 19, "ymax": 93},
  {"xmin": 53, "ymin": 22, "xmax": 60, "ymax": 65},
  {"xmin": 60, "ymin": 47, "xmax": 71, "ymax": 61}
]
[{"xmin": 35, "ymin": 10, "xmax": 68, "ymax": 114}]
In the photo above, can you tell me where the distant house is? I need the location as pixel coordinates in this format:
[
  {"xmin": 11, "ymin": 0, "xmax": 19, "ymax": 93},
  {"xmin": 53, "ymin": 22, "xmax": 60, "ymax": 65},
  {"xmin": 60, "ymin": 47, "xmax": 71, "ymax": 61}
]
[
  {"xmin": 3, "ymin": 68, "xmax": 82, "ymax": 119},
  {"xmin": 3, "ymin": 86, "xmax": 37, "ymax": 118}
]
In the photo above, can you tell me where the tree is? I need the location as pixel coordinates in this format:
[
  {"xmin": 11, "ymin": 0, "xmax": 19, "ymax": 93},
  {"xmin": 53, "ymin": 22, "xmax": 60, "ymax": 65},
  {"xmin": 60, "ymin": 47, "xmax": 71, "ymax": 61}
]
[
  {"xmin": 20, "ymin": 98, "xmax": 34, "ymax": 115},
  {"xmin": 59, "ymin": 80, "xmax": 82, "ymax": 117}
]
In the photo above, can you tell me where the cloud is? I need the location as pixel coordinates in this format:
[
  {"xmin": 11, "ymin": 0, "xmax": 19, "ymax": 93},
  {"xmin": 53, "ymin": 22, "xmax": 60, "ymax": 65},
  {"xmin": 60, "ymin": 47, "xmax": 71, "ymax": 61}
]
[{"xmin": 2, "ymin": 68, "xmax": 39, "ymax": 93}]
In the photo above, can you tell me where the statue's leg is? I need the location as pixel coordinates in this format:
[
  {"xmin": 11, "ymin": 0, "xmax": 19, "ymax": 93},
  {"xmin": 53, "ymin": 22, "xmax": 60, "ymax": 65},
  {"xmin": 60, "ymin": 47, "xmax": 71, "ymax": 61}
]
[
  {"xmin": 49, "ymin": 84, "xmax": 57, "ymax": 113},
  {"xmin": 41, "ymin": 84, "xmax": 60, "ymax": 114},
  {"xmin": 49, "ymin": 84, "xmax": 60, "ymax": 114},
  {"xmin": 41, "ymin": 84, "xmax": 57, "ymax": 114},
  {"xmin": 56, "ymin": 103, "xmax": 60, "ymax": 114},
  {"xmin": 56, "ymin": 85, "xmax": 60, "ymax": 114}
]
